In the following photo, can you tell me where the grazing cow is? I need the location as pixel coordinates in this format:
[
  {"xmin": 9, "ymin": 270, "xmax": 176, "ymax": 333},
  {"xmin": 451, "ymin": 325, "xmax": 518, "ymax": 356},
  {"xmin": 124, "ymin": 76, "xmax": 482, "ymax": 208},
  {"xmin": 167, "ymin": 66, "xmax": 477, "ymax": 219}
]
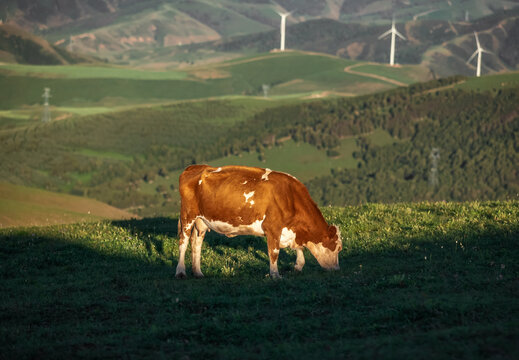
[{"xmin": 175, "ymin": 165, "xmax": 343, "ymax": 279}]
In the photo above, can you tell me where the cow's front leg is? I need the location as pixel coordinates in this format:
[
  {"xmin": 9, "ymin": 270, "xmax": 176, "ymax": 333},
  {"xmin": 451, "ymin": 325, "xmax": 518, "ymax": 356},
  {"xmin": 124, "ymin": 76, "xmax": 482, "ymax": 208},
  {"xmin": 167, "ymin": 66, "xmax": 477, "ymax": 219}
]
[
  {"xmin": 176, "ymin": 218, "xmax": 194, "ymax": 278},
  {"xmin": 191, "ymin": 218, "xmax": 207, "ymax": 278},
  {"xmin": 294, "ymin": 247, "xmax": 305, "ymax": 271}
]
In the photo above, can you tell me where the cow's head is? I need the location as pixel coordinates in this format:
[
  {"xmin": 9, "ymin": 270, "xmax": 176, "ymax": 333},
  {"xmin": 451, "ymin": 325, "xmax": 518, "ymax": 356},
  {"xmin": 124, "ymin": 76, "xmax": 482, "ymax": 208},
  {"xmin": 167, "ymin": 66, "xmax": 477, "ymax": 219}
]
[{"xmin": 305, "ymin": 225, "xmax": 343, "ymax": 270}]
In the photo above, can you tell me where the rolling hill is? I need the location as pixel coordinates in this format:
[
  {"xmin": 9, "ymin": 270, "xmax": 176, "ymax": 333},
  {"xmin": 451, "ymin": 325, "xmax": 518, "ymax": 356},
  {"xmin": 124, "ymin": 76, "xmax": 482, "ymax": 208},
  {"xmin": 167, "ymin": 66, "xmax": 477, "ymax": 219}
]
[
  {"xmin": 180, "ymin": 11, "xmax": 519, "ymax": 77},
  {"xmin": 0, "ymin": 23, "xmax": 95, "ymax": 65},
  {"xmin": 1, "ymin": 0, "xmax": 517, "ymax": 72},
  {"xmin": 0, "ymin": 72, "xmax": 517, "ymax": 217},
  {"xmin": 0, "ymin": 51, "xmax": 430, "ymax": 115},
  {"xmin": 0, "ymin": 182, "xmax": 136, "ymax": 228}
]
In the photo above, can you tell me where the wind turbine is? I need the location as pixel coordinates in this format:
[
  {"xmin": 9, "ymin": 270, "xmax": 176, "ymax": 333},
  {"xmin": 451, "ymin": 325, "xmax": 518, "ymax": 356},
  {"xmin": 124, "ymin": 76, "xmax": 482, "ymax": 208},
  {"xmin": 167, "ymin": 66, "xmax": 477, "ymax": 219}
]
[
  {"xmin": 276, "ymin": 11, "xmax": 291, "ymax": 51},
  {"xmin": 466, "ymin": 31, "xmax": 491, "ymax": 77},
  {"xmin": 378, "ymin": 18, "xmax": 406, "ymax": 66}
]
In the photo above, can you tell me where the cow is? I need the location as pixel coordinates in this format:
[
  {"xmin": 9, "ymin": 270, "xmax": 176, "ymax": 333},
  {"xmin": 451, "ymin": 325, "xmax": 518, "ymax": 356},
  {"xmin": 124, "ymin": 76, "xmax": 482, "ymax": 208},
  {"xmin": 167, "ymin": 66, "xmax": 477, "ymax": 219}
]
[{"xmin": 175, "ymin": 165, "xmax": 343, "ymax": 279}]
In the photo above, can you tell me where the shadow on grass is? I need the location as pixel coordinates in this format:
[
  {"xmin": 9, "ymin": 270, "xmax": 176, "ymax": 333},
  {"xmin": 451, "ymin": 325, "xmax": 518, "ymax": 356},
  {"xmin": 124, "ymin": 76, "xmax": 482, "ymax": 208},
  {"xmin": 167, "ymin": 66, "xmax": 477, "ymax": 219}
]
[
  {"xmin": 111, "ymin": 216, "xmax": 277, "ymax": 270},
  {"xmin": 0, "ymin": 218, "xmax": 517, "ymax": 359},
  {"xmin": 112, "ymin": 217, "xmax": 178, "ymax": 257}
]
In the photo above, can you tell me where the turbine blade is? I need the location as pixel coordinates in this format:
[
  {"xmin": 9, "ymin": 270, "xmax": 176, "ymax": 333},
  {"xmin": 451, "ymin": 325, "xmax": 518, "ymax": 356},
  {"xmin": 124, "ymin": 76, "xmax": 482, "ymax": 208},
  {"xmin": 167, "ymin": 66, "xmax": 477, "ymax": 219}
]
[
  {"xmin": 481, "ymin": 48, "xmax": 493, "ymax": 55},
  {"xmin": 466, "ymin": 50, "xmax": 478, "ymax": 64},
  {"xmin": 378, "ymin": 29, "xmax": 392, "ymax": 39},
  {"xmin": 474, "ymin": 31, "xmax": 481, "ymax": 49},
  {"xmin": 394, "ymin": 29, "xmax": 406, "ymax": 40}
]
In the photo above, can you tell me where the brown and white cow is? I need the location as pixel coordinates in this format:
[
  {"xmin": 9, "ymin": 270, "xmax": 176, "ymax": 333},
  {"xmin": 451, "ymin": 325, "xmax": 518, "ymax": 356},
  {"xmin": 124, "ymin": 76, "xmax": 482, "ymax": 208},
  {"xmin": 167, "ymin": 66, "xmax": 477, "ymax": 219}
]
[{"xmin": 175, "ymin": 165, "xmax": 343, "ymax": 279}]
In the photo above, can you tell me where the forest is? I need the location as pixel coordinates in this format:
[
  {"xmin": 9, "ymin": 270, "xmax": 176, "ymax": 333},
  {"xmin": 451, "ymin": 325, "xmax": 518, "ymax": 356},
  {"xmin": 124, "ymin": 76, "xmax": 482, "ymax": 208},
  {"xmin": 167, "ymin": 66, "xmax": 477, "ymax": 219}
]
[{"xmin": 1, "ymin": 76, "xmax": 517, "ymax": 214}]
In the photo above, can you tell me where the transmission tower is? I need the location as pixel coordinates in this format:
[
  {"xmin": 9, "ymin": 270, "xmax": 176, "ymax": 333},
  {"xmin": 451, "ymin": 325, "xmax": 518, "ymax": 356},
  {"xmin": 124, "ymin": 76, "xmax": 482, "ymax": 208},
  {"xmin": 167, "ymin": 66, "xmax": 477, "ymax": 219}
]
[
  {"xmin": 42, "ymin": 87, "xmax": 51, "ymax": 122},
  {"xmin": 429, "ymin": 147, "xmax": 440, "ymax": 187},
  {"xmin": 262, "ymin": 84, "xmax": 270, "ymax": 98}
]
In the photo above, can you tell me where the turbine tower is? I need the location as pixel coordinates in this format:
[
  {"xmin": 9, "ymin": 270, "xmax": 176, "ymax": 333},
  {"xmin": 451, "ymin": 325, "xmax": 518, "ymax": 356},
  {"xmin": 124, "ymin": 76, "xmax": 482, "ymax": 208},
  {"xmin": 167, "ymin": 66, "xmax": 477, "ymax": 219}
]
[
  {"xmin": 466, "ymin": 31, "xmax": 491, "ymax": 77},
  {"xmin": 378, "ymin": 18, "xmax": 406, "ymax": 66},
  {"xmin": 277, "ymin": 11, "xmax": 290, "ymax": 51}
]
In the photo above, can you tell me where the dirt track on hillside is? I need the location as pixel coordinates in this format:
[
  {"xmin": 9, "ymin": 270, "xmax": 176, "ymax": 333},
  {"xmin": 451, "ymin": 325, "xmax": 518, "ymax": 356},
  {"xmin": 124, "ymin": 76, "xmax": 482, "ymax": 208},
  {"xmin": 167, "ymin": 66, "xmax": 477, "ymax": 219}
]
[{"xmin": 344, "ymin": 63, "xmax": 408, "ymax": 87}]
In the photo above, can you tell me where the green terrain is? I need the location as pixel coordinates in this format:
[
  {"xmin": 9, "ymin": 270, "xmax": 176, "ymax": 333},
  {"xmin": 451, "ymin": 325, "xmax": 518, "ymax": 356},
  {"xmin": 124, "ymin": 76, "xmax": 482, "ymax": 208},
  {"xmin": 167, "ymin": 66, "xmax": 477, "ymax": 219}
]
[
  {"xmin": 1, "ymin": 71, "xmax": 517, "ymax": 217},
  {"xmin": 1, "ymin": 201, "xmax": 517, "ymax": 358}
]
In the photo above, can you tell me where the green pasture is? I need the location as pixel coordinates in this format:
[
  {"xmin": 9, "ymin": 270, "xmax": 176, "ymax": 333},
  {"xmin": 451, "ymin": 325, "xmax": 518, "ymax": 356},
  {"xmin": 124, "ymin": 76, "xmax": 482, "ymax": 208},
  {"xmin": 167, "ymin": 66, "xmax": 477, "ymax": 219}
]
[
  {"xmin": 0, "ymin": 64, "xmax": 187, "ymax": 80},
  {"xmin": 455, "ymin": 72, "xmax": 519, "ymax": 91},
  {"xmin": 1, "ymin": 201, "xmax": 517, "ymax": 358},
  {"xmin": 138, "ymin": 129, "xmax": 399, "ymax": 211},
  {"xmin": 0, "ymin": 52, "xmax": 414, "ymax": 110},
  {"xmin": 351, "ymin": 64, "xmax": 429, "ymax": 85},
  {"xmin": 212, "ymin": 140, "xmax": 358, "ymax": 182},
  {"xmin": 74, "ymin": 149, "xmax": 133, "ymax": 162}
]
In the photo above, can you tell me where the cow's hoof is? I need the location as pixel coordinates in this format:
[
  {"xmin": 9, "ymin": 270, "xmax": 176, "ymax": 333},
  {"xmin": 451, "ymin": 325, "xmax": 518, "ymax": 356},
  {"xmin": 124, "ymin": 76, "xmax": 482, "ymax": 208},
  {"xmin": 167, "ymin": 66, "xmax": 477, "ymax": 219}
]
[
  {"xmin": 175, "ymin": 272, "xmax": 187, "ymax": 279},
  {"xmin": 269, "ymin": 272, "xmax": 282, "ymax": 280},
  {"xmin": 294, "ymin": 265, "xmax": 304, "ymax": 272},
  {"xmin": 193, "ymin": 272, "xmax": 204, "ymax": 279}
]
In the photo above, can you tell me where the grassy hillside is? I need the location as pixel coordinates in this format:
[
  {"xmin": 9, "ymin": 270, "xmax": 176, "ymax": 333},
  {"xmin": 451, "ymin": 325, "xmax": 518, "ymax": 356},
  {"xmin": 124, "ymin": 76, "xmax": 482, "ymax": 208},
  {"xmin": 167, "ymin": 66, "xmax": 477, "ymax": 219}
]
[
  {"xmin": 0, "ymin": 24, "xmax": 95, "ymax": 65},
  {"xmin": 1, "ymin": 201, "xmax": 517, "ymax": 358},
  {"xmin": 2, "ymin": 0, "xmax": 516, "ymax": 74},
  {"xmin": 0, "ymin": 51, "xmax": 424, "ymax": 113},
  {"xmin": 0, "ymin": 182, "xmax": 136, "ymax": 228},
  {"xmin": 177, "ymin": 12, "xmax": 518, "ymax": 76},
  {"xmin": 1, "ymin": 73, "xmax": 516, "ymax": 217}
]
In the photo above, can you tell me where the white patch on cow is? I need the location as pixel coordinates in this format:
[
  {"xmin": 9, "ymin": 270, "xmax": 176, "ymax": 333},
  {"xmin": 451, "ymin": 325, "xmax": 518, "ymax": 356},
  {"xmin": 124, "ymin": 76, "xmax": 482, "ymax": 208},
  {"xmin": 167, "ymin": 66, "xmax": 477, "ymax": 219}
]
[
  {"xmin": 279, "ymin": 227, "xmax": 296, "ymax": 248},
  {"xmin": 212, "ymin": 167, "xmax": 222, "ymax": 173},
  {"xmin": 280, "ymin": 171, "xmax": 297, "ymax": 180},
  {"xmin": 273, "ymin": 248, "xmax": 279, "ymax": 254},
  {"xmin": 243, "ymin": 191, "xmax": 254, "ymax": 205},
  {"xmin": 261, "ymin": 168, "xmax": 272, "ymax": 181},
  {"xmin": 305, "ymin": 241, "xmax": 340, "ymax": 270},
  {"xmin": 198, "ymin": 179, "xmax": 202, "ymax": 185},
  {"xmin": 199, "ymin": 215, "xmax": 265, "ymax": 237},
  {"xmin": 242, "ymin": 181, "xmax": 247, "ymax": 185},
  {"xmin": 182, "ymin": 219, "xmax": 195, "ymax": 239}
]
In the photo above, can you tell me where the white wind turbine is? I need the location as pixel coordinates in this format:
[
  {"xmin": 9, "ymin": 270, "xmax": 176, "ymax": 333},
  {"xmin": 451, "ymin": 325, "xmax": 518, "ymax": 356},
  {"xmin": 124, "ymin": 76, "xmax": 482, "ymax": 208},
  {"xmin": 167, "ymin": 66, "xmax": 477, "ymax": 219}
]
[
  {"xmin": 277, "ymin": 11, "xmax": 291, "ymax": 51},
  {"xmin": 378, "ymin": 18, "xmax": 406, "ymax": 66},
  {"xmin": 466, "ymin": 31, "xmax": 491, "ymax": 77}
]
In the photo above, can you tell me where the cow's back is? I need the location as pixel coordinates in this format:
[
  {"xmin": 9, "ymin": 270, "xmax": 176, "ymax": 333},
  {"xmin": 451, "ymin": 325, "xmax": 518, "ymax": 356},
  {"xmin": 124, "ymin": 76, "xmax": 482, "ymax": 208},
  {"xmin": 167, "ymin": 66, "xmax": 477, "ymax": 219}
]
[{"xmin": 179, "ymin": 165, "xmax": 326, "ymax": 235}]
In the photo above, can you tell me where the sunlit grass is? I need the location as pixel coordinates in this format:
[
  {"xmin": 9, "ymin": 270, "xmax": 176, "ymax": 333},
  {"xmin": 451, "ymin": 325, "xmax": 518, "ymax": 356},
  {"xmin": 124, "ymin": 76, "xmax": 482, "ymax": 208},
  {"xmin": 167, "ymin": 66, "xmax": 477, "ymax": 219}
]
[
  {"xmin": 0, "ymin": 63, "xmax": 188, "ymax": 80},
  {"xmin": 1, "ymin": 201, "xmax": 517, "ymax": 358}
]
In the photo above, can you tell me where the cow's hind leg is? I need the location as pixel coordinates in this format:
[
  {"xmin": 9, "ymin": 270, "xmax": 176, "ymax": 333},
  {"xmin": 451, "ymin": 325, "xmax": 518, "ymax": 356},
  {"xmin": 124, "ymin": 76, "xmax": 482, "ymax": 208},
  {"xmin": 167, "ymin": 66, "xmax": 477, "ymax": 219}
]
[
  {"xmin": 176, "ymin": 218, "xmax": 194, "ymax": 278},
  {"xmin": 294, "ymin": 247, "xmax": 305, "ymax": 272},
  {"xmin": 263, "ymin": 226, "xmax": 282, "ymax": 279},
  {"xmin": 191, "ymin": 218, "xmax": 208, "ymax": 278}
]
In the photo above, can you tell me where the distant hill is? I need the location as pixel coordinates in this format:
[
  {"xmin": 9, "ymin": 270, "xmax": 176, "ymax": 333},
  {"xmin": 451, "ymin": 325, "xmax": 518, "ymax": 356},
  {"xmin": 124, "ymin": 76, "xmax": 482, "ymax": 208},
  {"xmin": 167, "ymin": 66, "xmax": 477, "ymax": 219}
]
[
  {"xmin": 0, "ymin": 23, "xmax": 95, "ymax": 65},
  {"xmin": 0, "ymin": 51, "xmax": 428, "ymax": 111},
  {"xmin": 182, "ymin": 11, "xmax": 518, "ymax": 77},
  {"xmin": 1, "ymin": 0, "xmax": 517, "ymax": 68},
  {"xmin": 0, "ymin": 182, "xmax": 137, "ymax": 228}
]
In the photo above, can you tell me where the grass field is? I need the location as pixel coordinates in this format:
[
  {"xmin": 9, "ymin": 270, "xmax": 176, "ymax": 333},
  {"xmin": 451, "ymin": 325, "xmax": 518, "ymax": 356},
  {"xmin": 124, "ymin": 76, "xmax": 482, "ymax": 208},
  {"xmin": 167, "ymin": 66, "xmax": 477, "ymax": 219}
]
[
  {"xmin": 0, "ymin": 183, "xmax": 136, "ymax": 228},
  {"xmin": 0, "ymin": 52, "xmax": 425, "ymax": 111},
  {"xmin": 350, "ymin": 63, "xmax": 429, "ymax": 85},
  {"xmin": 139, "ymin": 128, "xmax": 397, "ymax": 198},
  {"xmin": 455, "ymin": 71, "xmax": 519, "ymax": 91},
  {"xmin": 0, "ymin": 64, "xmax": 188, "ymax": 80},
  {"xmin": 0, "ymin": 201, "xmax": 517, "ymax": 358}
]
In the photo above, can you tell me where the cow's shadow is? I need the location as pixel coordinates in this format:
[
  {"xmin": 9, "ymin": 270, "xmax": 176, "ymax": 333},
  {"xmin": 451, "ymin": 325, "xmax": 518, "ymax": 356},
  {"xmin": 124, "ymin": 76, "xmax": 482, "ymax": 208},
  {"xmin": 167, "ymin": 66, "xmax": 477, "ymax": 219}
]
[{"xmin": 111, "ymin": 217, "xmax": 293, "ymax": 273}]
